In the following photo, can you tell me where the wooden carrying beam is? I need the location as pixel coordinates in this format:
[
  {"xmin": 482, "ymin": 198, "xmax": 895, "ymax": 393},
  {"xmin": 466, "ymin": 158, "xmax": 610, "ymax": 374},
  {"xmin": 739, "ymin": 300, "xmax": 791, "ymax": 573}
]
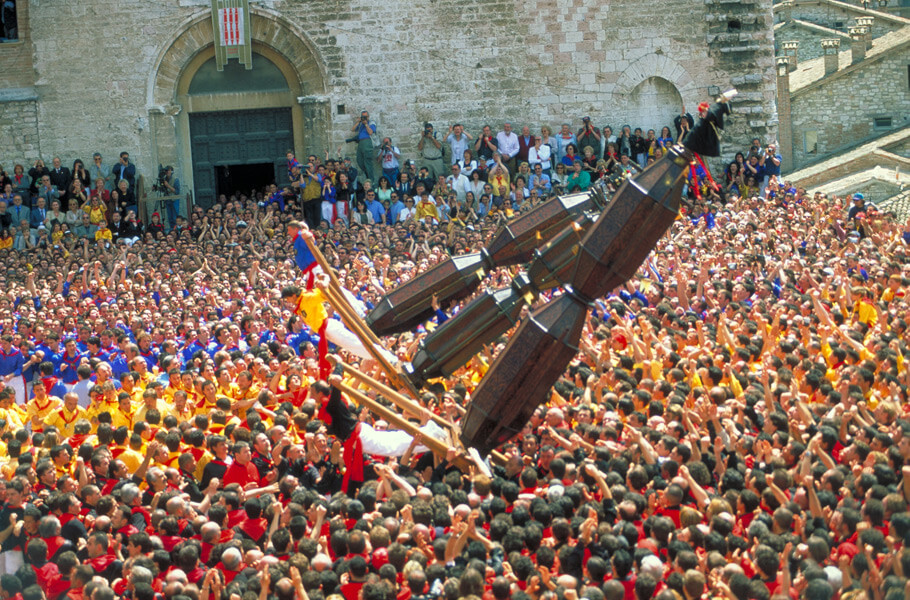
[
  {"xmin": 321, "ymin": 285, "xmax": 418, "ymax": 397},
  {"xmin": 330, "ymin": 356, "xmax": 507, "ymax": 467},
  {"xmin": 332, "ymin": 379, "xmax": 473, "ymax": 472},
  {"xmin": 329, "ymin": 356, "xmax": 456, "ymax": 431},
  {"xmin": 303, "ymin": 234, "xmax": 383, "ymax": 345}
]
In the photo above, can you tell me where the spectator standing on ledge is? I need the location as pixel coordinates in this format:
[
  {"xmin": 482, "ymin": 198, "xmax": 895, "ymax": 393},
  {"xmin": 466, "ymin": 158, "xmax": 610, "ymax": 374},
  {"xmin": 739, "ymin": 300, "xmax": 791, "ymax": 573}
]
[
  {"xmin": 445, "ymin": 124, "xmax": 472, "ymax": 167},
  {"xmin": 88, "ymin": 152, "xmax": 112, "ymax": 191},
  {"xmin": 759, "ymin": 142, "xmax": 781, "ymax": 198},
  {"xmin": 351, "ymin": 111, "xmax": 377, "ymax": 184},
  {"xmin": 111, "ymin": 151, "xmax": 136, "ymax": 194},
  {"xmin": 417, "ymin": 122, "xmax": 444, "ymax": 181},
  {"xmin": 496, "ymin": 122, "xmax": 520, "ymax": 174},
  {"xmin": 160, "ymin": 166, "xmax": 181, "ymax": 229},
  {"xmin": 577, "ymin": 116, "xmax": 601, "ymax": 160},
  {"xmin": 377, "ymin": 137, "xmax": 401, "ymax": 185}
]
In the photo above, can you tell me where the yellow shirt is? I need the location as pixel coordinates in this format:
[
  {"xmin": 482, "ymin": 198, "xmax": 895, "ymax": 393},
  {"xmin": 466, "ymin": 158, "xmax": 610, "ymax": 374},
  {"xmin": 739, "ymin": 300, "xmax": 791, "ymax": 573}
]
[
  {"xmin": 489, "ymin": 173, "xmax": 510, "ymax": 196},
  {"xmin": 216, "ymin": 382, "xmax": 239, "ymax": 401},
  {"xmin": 853, "ymin": 299, "xmax": 877, "ymax": 328},
  {"xmin": 44, "ymin": 406, "xmax": 87, "ymax": 438},
  {"xmin": 85, "ymin": 400, "xmax": 119, "ymax": 430},
  {"xmin": 84, "ymin": 204, "xmax": 106, "ymax": 225},
  {"xmin": 134, "ymin": 402, "xmax": 162, "ymax": 424},
  {"xmin": 117, "ymin": 447, "xmax": 143, "ymax": 473},
  {"xmin": 95, "ymin": 228, "xmax": 112, "ymax": 242},
  {"xmin": 27, "ymin": 397, "xmax": 63, "ymax": 430},
  {"xmin": 415, "ymin": 200, "xmax": 439, "ymax": 222},
  {"xmin": 166, "ymin": 404, "xmax": 194, "ymax": 423},
  {"xmin": 0, "ymin": 405, "xmax": 26, "ymax": 430},
  {"xmin": 111, "ymin": 407, "xmax": 133, "ymax": 430},
  {"xmin": 295, "ymin": 289, "xmax": 328, "ymax": 332}
]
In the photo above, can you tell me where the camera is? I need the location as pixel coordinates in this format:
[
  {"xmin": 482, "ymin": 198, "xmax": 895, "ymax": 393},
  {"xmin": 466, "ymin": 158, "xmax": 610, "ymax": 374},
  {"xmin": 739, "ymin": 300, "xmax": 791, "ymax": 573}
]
[
  {"xmin": 582, "ymin": 116, "xmax": 590, "ymax": 123},
  {"xmin": 151, "ymin": 164, "xmax": 168, "ymax": 192}
]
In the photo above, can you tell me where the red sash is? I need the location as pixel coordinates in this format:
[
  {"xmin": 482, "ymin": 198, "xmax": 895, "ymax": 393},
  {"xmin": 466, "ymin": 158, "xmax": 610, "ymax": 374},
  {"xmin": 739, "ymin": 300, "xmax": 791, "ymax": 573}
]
[{"xmin": 342, "ymin": 422, "xmax": 364, "ymax": 492}]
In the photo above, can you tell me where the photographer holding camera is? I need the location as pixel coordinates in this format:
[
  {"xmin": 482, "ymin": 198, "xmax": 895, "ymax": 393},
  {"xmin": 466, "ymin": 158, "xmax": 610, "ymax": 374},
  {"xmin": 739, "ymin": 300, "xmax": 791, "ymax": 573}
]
[
  {"xmin": 350, "ymin": 111, "xmax": 378, "ymax": 184},
  {"xmin": 112, "ymin": 151, "xmax": 136, "ymax": 193},
  {"xmin": 417, "ymin": 122, "xmax": 444, "ymax": 181},
  {"xmin": 377, "ymin": 137, "xmax": 401, "ymax": 184},
  {"xmin": 576, "ymin": 116, "xmax": 601, "ymax": 160}
]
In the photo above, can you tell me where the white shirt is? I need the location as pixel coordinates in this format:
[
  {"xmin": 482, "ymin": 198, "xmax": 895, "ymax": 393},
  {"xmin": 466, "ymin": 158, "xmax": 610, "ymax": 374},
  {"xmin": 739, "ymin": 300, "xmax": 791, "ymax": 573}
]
[
  {"xmin": 359, "ymin": 420, "xmax": 447, "ymax": 457},
  {"xmin": 446, "ymin": 173, "xmax": 471, "ymax": 204},
  {"xmin": 446, "ymin": 134, "xmax": 470, "ymax": 165},
  {"xmin": 528, "ymin": 145, "xmax": 551, "ymax": 170},
  {"xmin": 496, "ymin": 131, "xmax": 520, "ymax": 159},
  {"xmin": 72, "ymin": 379, "xmax": 93, "ymax": 408}
]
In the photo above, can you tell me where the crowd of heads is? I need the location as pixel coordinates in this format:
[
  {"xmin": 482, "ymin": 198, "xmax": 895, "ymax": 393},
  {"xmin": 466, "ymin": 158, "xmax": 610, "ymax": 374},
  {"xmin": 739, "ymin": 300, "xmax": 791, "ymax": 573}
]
[{"xmin": 0, "ymin": 113, "xmax": 908, "ymax": 600}]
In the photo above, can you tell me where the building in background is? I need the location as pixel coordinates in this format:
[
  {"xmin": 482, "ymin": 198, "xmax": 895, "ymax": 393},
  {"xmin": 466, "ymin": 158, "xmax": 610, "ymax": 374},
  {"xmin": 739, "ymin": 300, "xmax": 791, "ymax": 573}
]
[
  {"xmin": 773, "ymin": 0, "xmax": 910, "ymax": 210},
  {"xmin": 0, "ymin": 0, "xmax": 778, "ymax": 208}
]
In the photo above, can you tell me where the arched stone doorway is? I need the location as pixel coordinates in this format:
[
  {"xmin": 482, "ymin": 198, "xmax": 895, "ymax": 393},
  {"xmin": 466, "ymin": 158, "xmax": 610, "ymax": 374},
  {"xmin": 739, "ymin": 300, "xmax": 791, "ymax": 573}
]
[
  {"xmin": 611, "ymin": 53, "xmax": 697, "ymax": 137},
  {"xmin": 626, "ymin": 77, "xmax": 684, "ymax": 134},
  {"xmin": 146, "ymin": 11, "xmax": 330, "ymax": 208}
]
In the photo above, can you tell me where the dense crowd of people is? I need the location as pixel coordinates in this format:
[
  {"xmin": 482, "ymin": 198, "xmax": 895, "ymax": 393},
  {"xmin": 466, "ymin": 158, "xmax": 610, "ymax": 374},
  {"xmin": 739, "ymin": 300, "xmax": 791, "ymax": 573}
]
[{"xmin": 0, "ymin": 110, "xmax": 907, "ymax": 600}]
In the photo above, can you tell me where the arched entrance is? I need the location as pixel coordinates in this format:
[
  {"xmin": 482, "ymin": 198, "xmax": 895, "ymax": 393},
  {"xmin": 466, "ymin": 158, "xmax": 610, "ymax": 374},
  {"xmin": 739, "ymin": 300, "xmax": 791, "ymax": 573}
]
[
  {"xmin": 146, "ymin": 11, "xmax": 330, "ymax": 209},
  {"xmin": 184, "ymin": 51, "xmax": 296, "ymax": 204},
  {"xmin": 626, "ymin": 77, "xmax": 684, "ymax": 134},
  {"xmin": 611, "ymin": 53, "xmax": 698, "ymax": 136}
]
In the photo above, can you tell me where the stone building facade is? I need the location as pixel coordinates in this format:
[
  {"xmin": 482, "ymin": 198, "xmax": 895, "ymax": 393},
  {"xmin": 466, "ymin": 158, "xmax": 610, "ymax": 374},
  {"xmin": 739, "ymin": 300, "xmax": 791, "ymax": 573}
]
[
  {"xmin": 0, "ymin": 0, "xmax": 779, "ymax": 207},
  {"xmin": 773, "ymin": 0, "xmax": 910, "ymax": 172}
]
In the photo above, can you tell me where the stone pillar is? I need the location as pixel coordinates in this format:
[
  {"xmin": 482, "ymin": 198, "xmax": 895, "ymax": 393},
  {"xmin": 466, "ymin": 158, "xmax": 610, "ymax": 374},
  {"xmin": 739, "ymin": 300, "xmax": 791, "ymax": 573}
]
[
  {"xmin": 849, "ymin": 27, "xmax": 867, "ymax": 63},
  {"xmin": 821, "ymin": 39, "xmax": 840, "ymax": 75},
  {"xmin": 297, "ymin": 95, "xmax": 331, "ymax": 158},
  {"xmin": 782, "ymin": 40, "xmax": 799, "ymax": 70},
  {"xmin": 856, "ymin": 17, "xmax": 874, "ymax": 49},
  {"xmin": 776, "ymin": 57, "xmax": 793, "ymax": 173}
]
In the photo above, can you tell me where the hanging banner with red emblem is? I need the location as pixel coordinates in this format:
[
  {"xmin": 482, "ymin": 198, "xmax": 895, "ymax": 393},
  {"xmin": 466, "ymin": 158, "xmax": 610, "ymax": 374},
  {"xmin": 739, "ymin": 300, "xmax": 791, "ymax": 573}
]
[
  {"xmin": 211, "ymin": 0, "xmax": 252, "ymax": 70},
  {"xmin": 219, "ymin": 7, "xmax": 243, "ymax": 46}
]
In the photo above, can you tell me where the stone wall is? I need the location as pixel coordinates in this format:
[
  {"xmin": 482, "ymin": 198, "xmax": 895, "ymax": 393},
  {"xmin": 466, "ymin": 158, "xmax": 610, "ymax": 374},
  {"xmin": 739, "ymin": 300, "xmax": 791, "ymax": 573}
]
[
  {"xmin": 0, "ymin": 99, "xmax": 40, "ymax": 164},
  {"xmin": 789, "ymin": 48, "xmax": 910, "ymax": 168},
  {"xmin": 5, "ymin": 0, "xmax": 778, "ymax": 195}
]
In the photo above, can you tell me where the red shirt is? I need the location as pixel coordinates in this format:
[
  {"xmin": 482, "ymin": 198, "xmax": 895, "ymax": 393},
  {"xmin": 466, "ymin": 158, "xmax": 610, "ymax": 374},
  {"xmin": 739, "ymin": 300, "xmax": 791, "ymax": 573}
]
[{"xmin": 223, "ymin": 461, "xmax": 259, "ymax": 488}]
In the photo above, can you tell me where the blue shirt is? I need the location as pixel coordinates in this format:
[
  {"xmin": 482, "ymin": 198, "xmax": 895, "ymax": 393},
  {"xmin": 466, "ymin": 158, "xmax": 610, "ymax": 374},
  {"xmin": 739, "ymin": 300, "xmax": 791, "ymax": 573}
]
[
  {"xmin": 59, "ymin": 351, "xmax": 82, "ymax": 384},
  {"xmin": 389, "ymin": 200, "xmax": 405, "ymax": 224},
  {"xmin": 358, "ymin": 121, "xmax": 377, "ymax": 141},
  {"xmin": 367, "ymin": 200, "xmax": 384, "ymax": 224},
  {"xmin": 0, "ymin": 347, "xmax": 24, "ymax": 377},
  {"xmin": 763, "ymin": 154, "xmax": 782, "ymax": 176}
]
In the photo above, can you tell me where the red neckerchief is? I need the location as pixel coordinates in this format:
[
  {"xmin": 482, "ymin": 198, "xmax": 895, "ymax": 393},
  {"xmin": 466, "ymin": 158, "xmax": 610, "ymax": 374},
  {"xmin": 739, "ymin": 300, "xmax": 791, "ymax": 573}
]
[{"xmin": 57, "ymin": 407, "xmax": 79, "ymax": 426}]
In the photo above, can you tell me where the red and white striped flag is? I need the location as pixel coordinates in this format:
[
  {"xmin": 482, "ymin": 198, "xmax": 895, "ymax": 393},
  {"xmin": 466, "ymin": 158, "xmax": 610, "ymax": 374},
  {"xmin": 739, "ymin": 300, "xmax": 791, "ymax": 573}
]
[{"xmin": 218, "ymin": 7, "xmax": 243, "ymax": 46}]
